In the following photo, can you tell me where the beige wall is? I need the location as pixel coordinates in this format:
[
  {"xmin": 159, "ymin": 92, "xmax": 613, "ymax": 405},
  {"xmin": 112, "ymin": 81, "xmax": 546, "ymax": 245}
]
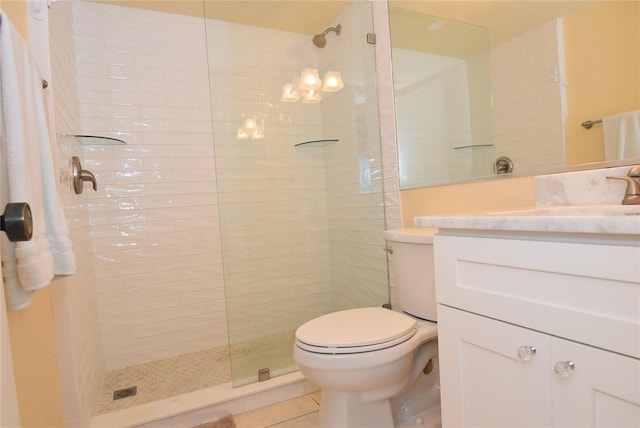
[
  {"xmin": 0, "ymin": 0, "xmax": 27, "ymax": 38},
  {"xmin": 7, "ymin": 292, "xmax": 65, "ymax": 427},
  {"xmin": 400, "ymin": 176, "xmax": 536, "ymax": 225},
  {"xmin": 1, "ymin": 1, "xmax": 66, "ymax": 426},
  {"xmin": 564, "ymin": 1, "xmax": 640, "ymax": 166}
]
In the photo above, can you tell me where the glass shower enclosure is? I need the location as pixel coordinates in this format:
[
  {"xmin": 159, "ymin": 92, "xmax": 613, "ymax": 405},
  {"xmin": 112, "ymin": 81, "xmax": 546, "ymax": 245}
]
[{"xmin": 203, "ymin": 1, "xmax": 389, "ymax": 386}]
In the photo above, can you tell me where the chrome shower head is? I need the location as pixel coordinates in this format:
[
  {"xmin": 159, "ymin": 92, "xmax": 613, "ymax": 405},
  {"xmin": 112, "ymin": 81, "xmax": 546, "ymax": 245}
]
[
  {"xmin": 312, "ymin": 33, "xmax": 327, "ymax": 48},
  {"xmin": 312, "ymin": 24, "xmax": 342, "ymax": 48}
]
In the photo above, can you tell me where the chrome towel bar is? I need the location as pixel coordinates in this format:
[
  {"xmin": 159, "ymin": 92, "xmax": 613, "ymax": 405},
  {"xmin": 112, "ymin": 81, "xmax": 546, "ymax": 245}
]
[{"xmin": 581, "ymin": 119, "xmax": 602, "ymax": 129}]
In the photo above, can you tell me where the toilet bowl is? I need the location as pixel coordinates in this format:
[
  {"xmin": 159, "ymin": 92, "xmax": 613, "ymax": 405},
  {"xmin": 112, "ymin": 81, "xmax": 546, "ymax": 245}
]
[{"xmin": 293, "ymin": 228, "xmax": 440, "ymax": 428}]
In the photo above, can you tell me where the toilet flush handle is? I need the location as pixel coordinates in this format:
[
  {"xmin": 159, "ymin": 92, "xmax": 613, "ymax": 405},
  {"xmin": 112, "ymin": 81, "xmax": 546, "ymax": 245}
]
[{"xmin": 383, "ymin": 247, "xmax": 393, "ymax": 255}]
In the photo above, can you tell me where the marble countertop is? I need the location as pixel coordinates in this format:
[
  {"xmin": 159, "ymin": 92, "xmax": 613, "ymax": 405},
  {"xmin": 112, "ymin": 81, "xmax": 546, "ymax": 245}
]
[{"xmin": 414, "ymin": 204, "xmax": 640, "ymax": 236}]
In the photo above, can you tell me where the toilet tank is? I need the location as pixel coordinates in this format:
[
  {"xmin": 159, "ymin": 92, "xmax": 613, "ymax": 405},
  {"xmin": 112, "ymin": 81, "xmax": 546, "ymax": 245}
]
[{"xmin": 384, "ymin": 228, "xmax": 438, "ymax": 321}]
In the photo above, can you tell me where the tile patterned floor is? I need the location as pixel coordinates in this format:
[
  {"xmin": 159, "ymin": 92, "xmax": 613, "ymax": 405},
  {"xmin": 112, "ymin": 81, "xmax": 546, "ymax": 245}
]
[
  {"xmin": 229, "ymin": 331, "xmax": 297, "ymax": 386},
  {"xmin": 234, "ymin": 393, "xmax": 320, "ymax": 428},
  {"xmin": 97, "ymin": 346, "xmax": 232, "ymax": 414},
  {"xmin": 96, "ymin": 331, "xmax": 298, "ymax": 415}
]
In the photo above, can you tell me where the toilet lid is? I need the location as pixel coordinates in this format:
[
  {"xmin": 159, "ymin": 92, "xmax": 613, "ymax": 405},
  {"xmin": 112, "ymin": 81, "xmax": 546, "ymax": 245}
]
[{"xmin": 295, "ymin": 307, "xmax": 417, "ymax": 354}]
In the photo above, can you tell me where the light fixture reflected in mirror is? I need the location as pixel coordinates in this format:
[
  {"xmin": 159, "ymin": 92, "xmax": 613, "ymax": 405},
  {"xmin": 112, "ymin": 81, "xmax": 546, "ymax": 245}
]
[
  {"xmin": 303, "ymin": 89, "xmax": 322, "ymax": 104},
  {"xmin": 237, "ymin": 113, "xmax": 265, "ymax": 140},
  {"xmin": 244, "ymin": 116, "xmax": 258, "ymax": 130},
  {"xmin": 281, "ymin": 68, "xmax": 344, "ymax": 104},
  {"xmin": 299, "ymin": 68, "xmax": 322, "ymax": 90},
  {"xmin": 236, "ymin": 127, "xmax": 250, "ymax": 140},
  {"xmin": 281, "ymin": 83, "xmax": 301, "ymax": 102},
  {"xmin": 251, "ymin": 129, "xmax": 264, "ymax": 139},
  {"xmin": 322, "ymin": 71, "xmax": 344, "ymax": 92}
]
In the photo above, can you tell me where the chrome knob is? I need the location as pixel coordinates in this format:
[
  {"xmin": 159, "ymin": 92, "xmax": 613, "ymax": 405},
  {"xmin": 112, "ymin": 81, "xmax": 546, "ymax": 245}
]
[
  {"xmin": 554, "ymin": 361, "xmax": 575, "ymax": 378},
  {"xmin": 517, "ymin": 346, "xmax": 536, "ymax": 361},
  {"xmin": 1, "ymin": 203, "xmax": 32, "ymax": 242}
]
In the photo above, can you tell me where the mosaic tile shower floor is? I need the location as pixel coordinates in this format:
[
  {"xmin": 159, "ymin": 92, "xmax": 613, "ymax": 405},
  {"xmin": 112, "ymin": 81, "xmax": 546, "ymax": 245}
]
[
  {"xmin": 96, "ymin": 332, "xmax": 297, "ymax": 415},
  {"xmin": 96, "ymin": 346, "xmax": 232, "ymax": 414}
]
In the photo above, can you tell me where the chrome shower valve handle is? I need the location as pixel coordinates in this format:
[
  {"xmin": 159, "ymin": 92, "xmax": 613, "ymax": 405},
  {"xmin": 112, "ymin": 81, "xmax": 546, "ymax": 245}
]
[{"xmin": 72, "ymin": 156, "xmax": 97, "ymax": 194}]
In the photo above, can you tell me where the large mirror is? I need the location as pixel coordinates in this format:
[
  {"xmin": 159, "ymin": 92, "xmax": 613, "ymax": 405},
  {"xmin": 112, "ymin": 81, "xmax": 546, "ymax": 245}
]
[{"xmin": 389, "ymin": 1, "xmax": 640, "ymax": 189}]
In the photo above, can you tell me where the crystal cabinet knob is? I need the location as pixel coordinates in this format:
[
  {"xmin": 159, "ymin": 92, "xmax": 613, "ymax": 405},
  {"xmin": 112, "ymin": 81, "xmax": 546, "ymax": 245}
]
[
  {"xmin": 554, "ymin": 361, "xmax": 575, "ymax": 378},
  {"xmin": 517, "ymin": 346, "xmax": 536, "ymax": 361}
]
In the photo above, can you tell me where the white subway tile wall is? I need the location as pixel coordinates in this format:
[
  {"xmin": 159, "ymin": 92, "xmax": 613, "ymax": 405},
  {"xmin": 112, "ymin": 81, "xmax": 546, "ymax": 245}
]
[
  {"xmin": 206, "ymin": 1, "xmax": 388, "ymax": 349},
  {"xmin": 70, "ymin": 0, "xmax": 394, "ymax": 375},
  {"xmin": 491, "ymin": 19, "xmax": 566, "ymax": 175},
  {"xmin": 321, "ymin": 3, "xmax": 389, "ymax": 311},
  {"xmin": 206, "ymin": 16, "xmax": 331, "ymax": 353},
  {"xmin": 73, "ymin": 2, "xmax": 225, "ymax": 371},
  {"xmin": 49, "ymin": 1, "xmax": 104, "ymax": 424},
  {"xmin": 385, "ymin": 15, "xmax": 564, "ymax": 190},
  {"xmin": 393, "ymin": 48, "xmax": 474, "ymax": 188}
]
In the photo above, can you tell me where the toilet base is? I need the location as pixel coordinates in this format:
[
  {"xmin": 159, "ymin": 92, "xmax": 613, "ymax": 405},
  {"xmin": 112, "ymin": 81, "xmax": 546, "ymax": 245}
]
[{"xmin": 317, "ymin": 390, "xmax": 395, "ymax": 428}]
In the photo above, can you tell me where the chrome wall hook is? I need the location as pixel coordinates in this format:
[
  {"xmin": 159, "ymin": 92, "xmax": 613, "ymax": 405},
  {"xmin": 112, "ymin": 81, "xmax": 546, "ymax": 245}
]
[{"xmin": 72, "ymin": 156, "xmax": 97, "ymax": 194}]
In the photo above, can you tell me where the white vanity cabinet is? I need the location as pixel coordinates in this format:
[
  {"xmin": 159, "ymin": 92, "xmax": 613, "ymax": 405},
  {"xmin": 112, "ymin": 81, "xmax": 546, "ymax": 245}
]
[{"xmin": 434, "ymin": 232, "xmax": 640, "ymax": 428}]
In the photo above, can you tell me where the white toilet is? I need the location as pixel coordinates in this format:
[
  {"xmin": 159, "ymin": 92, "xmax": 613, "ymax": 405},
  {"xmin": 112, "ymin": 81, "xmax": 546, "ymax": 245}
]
[{"xmin": 293, "ymin": 228, "xmax": 441, "ymax": 427}]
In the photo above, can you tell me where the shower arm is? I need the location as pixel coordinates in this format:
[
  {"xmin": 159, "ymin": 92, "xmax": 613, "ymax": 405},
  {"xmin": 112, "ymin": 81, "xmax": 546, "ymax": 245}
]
[{"xmin": 322, "ymin": 25, "xmax": 341, "ymax": 37}]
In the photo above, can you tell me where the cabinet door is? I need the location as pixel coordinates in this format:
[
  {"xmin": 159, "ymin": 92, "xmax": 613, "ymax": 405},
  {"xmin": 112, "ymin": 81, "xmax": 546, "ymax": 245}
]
[
  {"xmin": 434, "ymin": 234, "xmax": 640, "ymax": 359},
  {"xmin": 438, "ymin": 305, "xmax": 553, "ymax": 427},
  {"xmin": 552, "ymin": 338, "xmax": 640, "ymax": 427}
]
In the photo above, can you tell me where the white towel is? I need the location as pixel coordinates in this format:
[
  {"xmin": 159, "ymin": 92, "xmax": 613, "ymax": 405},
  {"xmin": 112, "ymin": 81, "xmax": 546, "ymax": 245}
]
[
  {"xmin": 603, "ymin": 110, "xmax": 640, "ymax": 161},
  {"xmin": 0, "ymin": 11, "xmax": 75, "ymax": 310}
]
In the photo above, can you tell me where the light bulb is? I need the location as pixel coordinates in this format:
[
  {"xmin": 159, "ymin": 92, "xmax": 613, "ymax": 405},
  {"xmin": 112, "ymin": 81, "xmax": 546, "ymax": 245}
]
[
  {"xmin": 236, "ymin": 127, "xmax": 250, "ymax": 140},
  {"xmin": 322, "ymin": 71, "xmax": 344, "ymax": 92},
  {"xmin": 280, "ymin": 83, "xmax": 300, "ymax": 102},
  {"xmin": 303, "ymin": 89, "xmax": 322, "ymax": 104},
  {"xmin": 244, "ymin": 116, "xmax": 258, "ymax": 130},
  {"xmin": 299, "ymin": 68, "xmax": 322, "ymax": 90},
  {"xmin": 251, "ymin": 129, "xmax": 264, "ymax": 139}
]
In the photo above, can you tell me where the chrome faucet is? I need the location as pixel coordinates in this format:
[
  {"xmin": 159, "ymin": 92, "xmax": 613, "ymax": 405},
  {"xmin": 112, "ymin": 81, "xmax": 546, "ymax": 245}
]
[{"xmin": 606, "ymin": 166, "xmax": 640, "ymax": 205}]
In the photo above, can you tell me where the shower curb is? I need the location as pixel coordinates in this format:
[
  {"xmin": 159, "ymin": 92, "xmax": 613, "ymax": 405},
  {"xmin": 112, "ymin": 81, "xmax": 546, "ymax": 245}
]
[{"xmin": 89, "ymin": 372, "xmax": 317, "ymax": 428}]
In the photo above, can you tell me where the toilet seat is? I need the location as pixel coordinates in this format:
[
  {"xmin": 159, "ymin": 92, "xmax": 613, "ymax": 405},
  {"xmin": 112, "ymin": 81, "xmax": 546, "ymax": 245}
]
[{"xmin": 295, "ymin": 307, "xmax": 417, "ymax": 354}]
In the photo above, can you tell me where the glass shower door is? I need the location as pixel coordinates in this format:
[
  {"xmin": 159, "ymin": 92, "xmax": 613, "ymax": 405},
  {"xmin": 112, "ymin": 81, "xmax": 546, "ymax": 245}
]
[{"xmin": 203, "ymin": 0, "xmax": 387, "ymax": 387}]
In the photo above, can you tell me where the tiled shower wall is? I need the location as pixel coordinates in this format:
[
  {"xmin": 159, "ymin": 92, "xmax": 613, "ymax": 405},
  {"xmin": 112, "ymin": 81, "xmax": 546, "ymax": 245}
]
[
  {"xmin": 392, "ymin": 49, "xmax": 473, "ymax": 188},
  {"xmin": 491, "ymin": 19, "xmax": 565, "ymax": 175},
  {"xmin": 206, "ymin": 1, "xmax": 388, "ymax": 344},
  {"xmin": 388, "ymin": 16, "xmax": 565, "ymax": 189},
  {"xmin": 319, "ymin": 3, "xmax": 389, "ymax": 311},
  {"xmin": 206, "ymin": 18, "xmax": 332, "ymax": 345},
  {"xmin": 72, "ymin": 2, "xmax": 225, "ymax": 371},
  {"xmin": 70, "ymin": 1, "xmax": 392, "ymax": 372},
  {"xmin": 49, "ymin": 2, "xmax": 104, "ymax": 423}
]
